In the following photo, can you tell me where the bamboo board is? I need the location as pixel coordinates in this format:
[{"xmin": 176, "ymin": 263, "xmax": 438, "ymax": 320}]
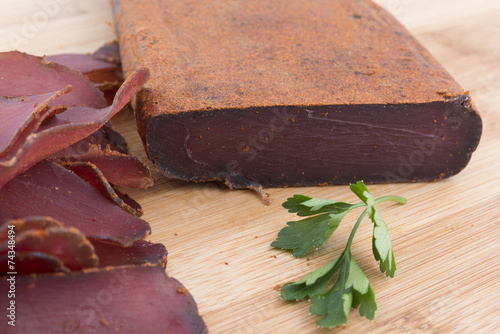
[{"xmin": 1, "ymin": 1, "xmax": 499, "ymax": 333}]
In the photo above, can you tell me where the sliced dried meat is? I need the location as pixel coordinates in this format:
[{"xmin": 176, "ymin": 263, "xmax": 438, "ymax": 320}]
[
  {"xmin": 0, "ymin": 67, "xmax": 150, "ymax": 189},
  {"xmin": 101, "ymin": 88, "xmax": 121, "ymax": 106},
  {"xmin": 93, "ymin": 41, "xmax": 121, "ymax": 65},
  {"xmin": 53, "ymin": 119, "xmax": 152, "ymax": 189},
  {"xmin": 0, "ymin": 51, "xmax": 106, "ymax": 109},
  {"xmin": 92, "ymin": 122, "xmax": 128, "ymax": 154},
  {"xmin": 0, "ymin": 252, "xmax": 68, "ymax": 275},
  {"xmin": 0, "ymin": 216, "xmax": 62, "ymax": 243},
  {"xmin": 0, "ymin": 88, "xmax": 70, "ymax": 157},
  {"xmin": 0, "ymin": 160, "xmax": 150, "ymax": 246},
  {"xmin": 0, "ymin": 226, "xmax": 98, "ymax": 271},
  {"xmin": 61, "ymin": 123, "xmax": 128, "ymax": 157},
  {"xmin": 46, "ymin": 54, "xmax": 123, "ymax": 88},
  {"xmin": 55, "ymin": 145, "xmax": 152, "ymax": 189},
  {"xmin": 0, "ymin": 265, "xmax": 207, "ymax": 334},
  {"xmin": 91, "ymin": 239, "xmax": 167, "ymax": 268},
  {"xmin": 45, "ymin": 54, "xmax": 120, "ymax": 76},
  {"xmin": 1, "ymin": 217, "xmax": 164, "ymax": 270},
  {"xmin": 60, "ymin": 161, "xmax": 144, "ymax": 217}
]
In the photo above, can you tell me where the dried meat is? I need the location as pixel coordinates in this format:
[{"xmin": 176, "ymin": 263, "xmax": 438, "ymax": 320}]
[
  {"xmin": 90, "ymin": 239, "xmax": 167, "ymax": 268},
  {"xmin": 0, "ymin": 216, "xmax": 62, "ymax": 243},
  {"xmin": 0, "ymin": 161, "xmax": 150, "ymax": 246},
  {"xmin": 93, "ymin": 41, "xmax": 121, "ymax": 65},
  {"xmin": 0, "ymin": 265, "xmax": 207, "ymax": 334},
  {"xmin": 0, "ymin": 51, "xmax": 106, "ymax": 108},
  {"xmin": 0, "ymin": 67, "xmax": 149, "ymax": 188},
  {"xmin": 113, "ymin": 0, "xmax": 482, "ymax": 190},
  {"xmin": 46, "ymin": 53, "xmax": 123, "ymax": 88},
  {"xmin": 0, "ymin": 252, "xmax": 68, "ymax": 275},
  {"xmin": 0, "ymin": 89, "xmax": 70, "ymax": 157},
  {"xmin": 53, "ymin": 127, "xmax": 153, "ymax": 189},
  {"xmin": 59, "ymin": 161, "xmax": 144, "ymax": 216},
  {"xmin": 0, "ymin": 226, "xmax": 98, "ymax": 271}
]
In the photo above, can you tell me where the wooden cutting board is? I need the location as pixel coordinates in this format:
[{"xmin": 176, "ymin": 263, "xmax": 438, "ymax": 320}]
[{"xmin": 2, "ymin": 1, "xmax": 499, "ymax": 333}]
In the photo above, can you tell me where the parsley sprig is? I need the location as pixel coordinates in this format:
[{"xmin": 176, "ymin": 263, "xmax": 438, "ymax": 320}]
[{"xmin": 271, "ymin": 181, "xmax": 406, "ymax": 328}]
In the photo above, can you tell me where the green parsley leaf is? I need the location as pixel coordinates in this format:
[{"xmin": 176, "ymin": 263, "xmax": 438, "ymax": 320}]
[
  {"xmin": 350, "ymin": 181, "xmax": 405, "ymax": 277},
  {"xmin": 282, "ymin": 194, "xmax": 361, "ymax": 217},
  {"xmin": 272, "ymin": 195, "xmax": 362, "ymax": 257},
  {"xmin": 310, "ymin": 252, "xmax": 352, "ymax": 327},
  {"xmin": 348, "ymin": 255, "xmax": 377, "ymax": 320},
  {"xmin": 371, "ymin": 213, "xmax": 397, "ymax": 277},
  {"xmin": 309, "ymin": 251, "xmax": 377, "ymax": 328},
  {"xmin": 272, "ymin": 181, "xmax": 405, "ymax": 328},
  {"xmin": 270, "ymin": 212, "xmax": 344, "ymax": 257},
  {"xmin": 281, "ymin": 255, "xmax": 342, "ymax": 300}
]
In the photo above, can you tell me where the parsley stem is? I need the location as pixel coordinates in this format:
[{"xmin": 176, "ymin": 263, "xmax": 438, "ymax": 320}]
[
  {"xmin": 374, "ymin": 196, "xmax": 407, "ymax": 205},
  {"xmin": 345, "ymin": 209, "xmax": 368, "ymax": 251},
  {"xmin": 351, "ymin": 202, "xmax": 367, "ymax": 209}
]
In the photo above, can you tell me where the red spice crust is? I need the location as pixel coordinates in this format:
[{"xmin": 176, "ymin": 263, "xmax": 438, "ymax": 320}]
[{"xmin": 177, "ymin": 286, "xmax": 188, "ymax": 295}]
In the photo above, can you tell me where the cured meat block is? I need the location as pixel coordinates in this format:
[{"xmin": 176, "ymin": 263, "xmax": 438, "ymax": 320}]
[{"xmin": 112, "ymin": 0, "xmax": 482, "ymax": 189}]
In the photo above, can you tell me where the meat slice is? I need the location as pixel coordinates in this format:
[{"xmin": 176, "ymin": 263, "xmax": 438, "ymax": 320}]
[
  {"xmin": 46, "ymin": 53, "xmax": 123, "ymax": 88},
  {"xmin": 0, "ymin": 265, "xmax": 207, "ymax": 334},
  {"xmin": 0, "ymin": 226, "xmax": 98, "ymax": 271},
  {"xmin": 0, "ymin": 67, "xmax": 149, "ymax": 188},
  {"xmin": 0, "ymin": 217, "xmax": 63, "ymax": 243},
  {"xmin": 53, "ymin": 129, "xmax": 153, "ymax": 189},
  {"xmin": 113, "ymin": 0, "xmax": 482, "ymax": 190},
  {"xmin": 55, "ymin": 147, "xmax": 153, "ymax": 189},
  {"xmin": 0, "ymin": 51, "xmax": 106, "ymax": 108},
  {"xmin": 45, "ymin": 54, "xmax": 120, "ymax": 76},
  {"xmin": 0, "ymin": 216, "xmax": 166, "ymax": 272},
  {"xmin": 59, "ymin": 161, "xmax": 144, "ymax": 217},
  {"xmin": 46, "ymin": 42, "xmax": 124, "ymax": 104},
  {"xmin": 0, "ymin": 160, "xmax": 151, "ymax": 246},
  {"xmin": 51, "ymin": 119, "xmax": 153, "ymax": 189},
  {"xmin": 90, "ymin": 239, "xmax": 167, "ymax": 268},
  {"xmin": 0, "ymin": 252, "xmax": 68, "ymax": 275},
  {"xmin": 65, "ymin": 123, "xmax": 128, "ymax": 155},
  {"xmin": 0, "ymin": 89, "xmax": 70, "ymax": 157},
  {"xmin": 93, "ymin": 41, "xmax": 121, "ymax": 65}
]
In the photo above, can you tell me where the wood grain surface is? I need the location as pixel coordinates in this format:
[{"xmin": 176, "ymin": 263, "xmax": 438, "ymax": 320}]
[{"xmin": 2, "ymin": 1, "xmax": 499, "ymax": 333}]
